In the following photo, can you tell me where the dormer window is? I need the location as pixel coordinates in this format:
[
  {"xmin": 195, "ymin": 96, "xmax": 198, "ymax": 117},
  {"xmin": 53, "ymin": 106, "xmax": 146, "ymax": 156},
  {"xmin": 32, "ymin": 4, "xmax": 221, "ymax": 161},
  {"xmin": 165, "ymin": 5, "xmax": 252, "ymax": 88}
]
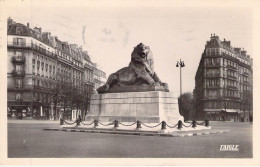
[{"xmin": 16, "ymin": 27, "xmax": 23, "ymax": 34}]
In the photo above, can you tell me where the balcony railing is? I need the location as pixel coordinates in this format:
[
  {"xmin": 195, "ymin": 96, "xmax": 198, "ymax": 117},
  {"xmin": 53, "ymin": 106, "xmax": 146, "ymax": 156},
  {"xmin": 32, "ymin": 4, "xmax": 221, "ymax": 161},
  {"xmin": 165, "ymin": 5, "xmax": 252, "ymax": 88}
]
[
  {"xmin": 31, "ymin": 44, "xmax": 57, "ymax": 58},
  {"xmin": 227, "ymin": 85, "xmax": 238, "ymax": 90},
  {"xmin": 8, "ymin": 42, "xmax": 57, "ymax": 58},
  {"xmin": 206, "ymin": 73, "xmax": 220, "ymax": 77},
  {"xmin": 8, "ymin": 42, "xmax": 31, "ymax": 48},
  {"xmin": 243, "ymin": 81, "xmax": 250, "ymax": 85},
  {"xmin": 205, "ymin": 63, "xmax": 220, "ymax": 67},
  {"xmin": 222, "ymin": 96, "xmax": 240, "ymax": 100},
  {"xmin": 12, "ymin": 70, "xmax": 25, "ymax": 77},
  {"xmin": 243, "ymin": 71, "xmax": 250, "ymax": 75},
  {"xmin": 226, "ymin": 65, "xmax": 238, "ymax": 70},
  {"xmin": 12, "ymin": 56, "xmax": 25, "ymax": 64},
  {"xmin": 206, "ymin": 85, "xmax": 220, "ymax": 88},
  {"xmin": 227, "ymin": 75, "xmax": 238, "ymax": 79}
]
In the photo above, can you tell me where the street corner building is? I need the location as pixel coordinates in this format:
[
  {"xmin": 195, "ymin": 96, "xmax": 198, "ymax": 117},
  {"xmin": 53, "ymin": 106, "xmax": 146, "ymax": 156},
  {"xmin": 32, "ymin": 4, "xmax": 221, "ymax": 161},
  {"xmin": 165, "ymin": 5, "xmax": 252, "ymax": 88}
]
[
  {"xmin": 7, "ymin": 18, "xmax": 106, "ymax": 120},
  {"xmin": 194, "ymin": 34, "xmax": 253, "ymax": 122}
]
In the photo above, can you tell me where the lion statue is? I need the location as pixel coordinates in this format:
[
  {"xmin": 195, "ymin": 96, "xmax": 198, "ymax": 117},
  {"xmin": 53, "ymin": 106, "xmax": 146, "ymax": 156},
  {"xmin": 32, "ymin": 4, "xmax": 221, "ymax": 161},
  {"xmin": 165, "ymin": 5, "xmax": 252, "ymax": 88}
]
[{"xmin": 97, "ymin": 43, "xmax": 168, "ymax": 93}]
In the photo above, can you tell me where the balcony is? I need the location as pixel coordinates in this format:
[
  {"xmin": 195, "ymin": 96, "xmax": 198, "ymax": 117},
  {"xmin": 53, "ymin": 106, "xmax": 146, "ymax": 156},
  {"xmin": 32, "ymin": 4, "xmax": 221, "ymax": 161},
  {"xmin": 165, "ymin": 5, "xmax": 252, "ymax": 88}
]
[
  {"xmin": 205, "ymin": 63, "xmax": 220, "ymax": 67},
  {"xmin": 243, "ymin": 71, "xmax": 250, "ymax": 76},
  {"xmin": 222, "ymin": 96, "xmax": 240, "ymax": 100},
  {"xmin": 31, "ymin": 44, "xmax": 56, "ymax": 57},
  {"xmin": 226, "ymin": 65, "xmax": 238, "ymax": 71},
  {"xmin": 227, "ymin": 85, "xmax": 238, "ymax": 90},
  {"xmin": 205, "ymin": 73, "xmax": 220, "ymax": 77},
  {"xmin": 8, "ymin": 42, "xmax": 31, "ymax": 48},
  {"xmin": 243, "ymin": 81, "xmax": 250, "ymax": 85},
  {"xmin": 206, "ymin": 85, "xmax": 220, "ymax": 89},
  {"xmin": 12, "ymin": 56, "xmax": 25, "ymax": 64},
  {"xmin": 12, "ymin": 70, "xmax": 25, "ymax": 77},
  {"xmin": 227, "ymin": 75, "xmax": 238, "ymax": 80},
  {"xmin": 8, "ymin": 42, "xmax": 57, "ymax": 59}
]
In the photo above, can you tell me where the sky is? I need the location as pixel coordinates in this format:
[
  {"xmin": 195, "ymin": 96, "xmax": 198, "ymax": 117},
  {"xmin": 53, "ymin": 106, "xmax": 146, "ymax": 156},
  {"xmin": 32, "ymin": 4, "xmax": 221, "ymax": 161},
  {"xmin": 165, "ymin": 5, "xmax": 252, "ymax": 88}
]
[{"xmin": 5, "ymin": 0, "xmax": 253, "ymax": 95}]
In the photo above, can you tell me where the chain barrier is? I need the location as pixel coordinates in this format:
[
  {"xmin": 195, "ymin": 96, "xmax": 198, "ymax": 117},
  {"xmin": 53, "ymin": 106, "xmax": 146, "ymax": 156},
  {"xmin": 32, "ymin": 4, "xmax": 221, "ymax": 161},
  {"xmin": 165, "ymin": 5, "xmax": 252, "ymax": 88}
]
[
  {"xmin": 140, "ymin": 121, "xmax": 162, "ymax": 128},
  {"xmin": 165, "ymin": 122, "xmax": 178, "ymax": 128},
  {"xmin": 118, "ymin": 122, "xmax": 137, "ymax": 126},
  {"xmin": 80, "ymin": 120, "xmax": 95, "ymax": 126},
  {"xmin": 182, "ymin": 122, "xmax": 192, "ymax": 128},
  {"xmin": 61, "ymin": 118, "xmax": 208, "ymax": 129},
  {"xmin": 196, "ymin": 121, "xmax": 205, "ymax": 126},
  {"xmin": 98, "ymin": 120, "xmax": 115, "ymax": 126},
  {"xmin": 63, "ymin": 119, "xmax": 77, "ymax": 125}
]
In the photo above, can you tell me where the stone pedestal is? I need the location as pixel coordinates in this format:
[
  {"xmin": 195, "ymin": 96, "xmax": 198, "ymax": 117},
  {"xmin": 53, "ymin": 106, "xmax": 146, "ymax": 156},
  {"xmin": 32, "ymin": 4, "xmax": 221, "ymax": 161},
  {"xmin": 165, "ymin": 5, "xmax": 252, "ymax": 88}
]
[{"xmin": 87, "ymin": 91, "xmax": 183, "ymax": 123}]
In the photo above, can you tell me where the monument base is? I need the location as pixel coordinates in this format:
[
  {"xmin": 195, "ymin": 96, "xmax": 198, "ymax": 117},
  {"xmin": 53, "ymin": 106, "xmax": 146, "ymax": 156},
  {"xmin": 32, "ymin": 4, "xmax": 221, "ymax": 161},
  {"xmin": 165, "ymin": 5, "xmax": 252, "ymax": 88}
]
[
  {"xmin": 87, "ymin": 91, "xmax": 183, "ymax": 123},
  {"xmin": 98, "ymin": 85, "xmax": 169, "ymax": 94}
]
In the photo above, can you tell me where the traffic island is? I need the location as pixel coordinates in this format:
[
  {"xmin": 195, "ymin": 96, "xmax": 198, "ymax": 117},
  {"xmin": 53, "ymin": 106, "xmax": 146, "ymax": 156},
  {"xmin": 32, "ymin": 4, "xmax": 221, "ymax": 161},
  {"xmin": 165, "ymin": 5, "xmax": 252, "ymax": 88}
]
[{"xmin": 43, "ymin": 119, "xmax": 229, "ymax": 137}]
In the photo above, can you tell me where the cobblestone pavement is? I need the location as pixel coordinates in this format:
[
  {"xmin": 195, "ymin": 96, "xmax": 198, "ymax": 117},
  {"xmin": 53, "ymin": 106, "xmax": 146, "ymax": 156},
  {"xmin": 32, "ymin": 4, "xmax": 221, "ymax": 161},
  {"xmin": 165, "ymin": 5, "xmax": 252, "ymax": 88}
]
[{"xmin": 7, "ymin": 120, "xmax": 252, "ymax": 158}]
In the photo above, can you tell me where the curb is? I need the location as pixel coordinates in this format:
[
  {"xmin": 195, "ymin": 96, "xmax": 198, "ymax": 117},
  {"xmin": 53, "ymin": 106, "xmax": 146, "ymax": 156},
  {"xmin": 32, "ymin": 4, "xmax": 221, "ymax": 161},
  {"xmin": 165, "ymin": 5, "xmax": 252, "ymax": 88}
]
[{"xmin": 44, "ymin": 128, "xmax": 229, "ymax": 137}]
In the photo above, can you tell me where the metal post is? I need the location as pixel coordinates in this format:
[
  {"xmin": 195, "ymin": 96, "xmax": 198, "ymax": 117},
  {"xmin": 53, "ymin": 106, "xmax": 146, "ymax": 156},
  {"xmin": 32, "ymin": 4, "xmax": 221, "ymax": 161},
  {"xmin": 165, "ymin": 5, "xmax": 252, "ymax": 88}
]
[
  {"xmin": 176, "ymin": 59, "xmax": 185, "ymax": 95},
  {"xmin": 94, "ymin": 119, "xmax": 99, "ymax": 127},
  {"xmin": 192, "ymin": 120, "xmax": 197, "ymax": 128},
  {"xmin": 177, "ymin": 120, "xmax": 183, "ymax": 129},
  {"xmin": 60, "ymin": 118, "xmax": 64, "ymax": 125},
  {"xmin": 180, "ymin": 59, "xmax": 182, "ymax": 96},
  {"xmin": 205, "ymin": 119, "xmax": 209, "ymax": 127},
  {"xmin": 114, "ymin": 120, "xmax": 119, "ymax": 128},
  {"xmin": 161, "ymin": 121, "xmax": 166, "ymax": 130},
  {"xmin": 136, "ymin": 120, "xmax": 142, "ymax": 129}
]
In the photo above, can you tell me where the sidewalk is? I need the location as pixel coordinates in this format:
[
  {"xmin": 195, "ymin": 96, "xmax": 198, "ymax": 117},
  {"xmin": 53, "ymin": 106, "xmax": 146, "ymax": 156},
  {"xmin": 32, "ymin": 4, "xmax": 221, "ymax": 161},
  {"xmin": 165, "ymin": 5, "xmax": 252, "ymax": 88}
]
[{"xmin": 8, "ymin": 119, "xmax": 60, "ymax": 124}]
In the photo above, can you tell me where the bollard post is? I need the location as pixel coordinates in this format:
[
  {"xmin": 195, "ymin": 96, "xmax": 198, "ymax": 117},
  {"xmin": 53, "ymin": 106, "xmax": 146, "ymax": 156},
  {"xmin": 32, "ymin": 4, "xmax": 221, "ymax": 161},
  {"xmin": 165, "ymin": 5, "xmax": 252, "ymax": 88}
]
[
  {"xmin": 76, "ymin": 118, "xmax": 81, "ymax": 126},
  {"xmin": 114, "ymin": 120, "xmax": 119, "ymax": 128},
  {"xmin": 94, "ymin": 119, "xmax": 99, "ymax": 128},
  {"xmin": 136, "ymin": 121, "xmax": 142, "ymax": 129},
  {"xmin": 161, "ymin": 121, "xmax": 166, "ymax": 130},
  {"xmin": 192, "ymin": 120, "xmax": 197, "ymax": 128},
  {"xmin": 205, "ymin": 119, "xmax": 209, "ymax": 127},
  {"xmin": 60, "ymin": 118, "xmax": 64, "ymax": 125},
  {"xmin": 177, "ymin": 120, "xmax": 183, "ymax": 129}
]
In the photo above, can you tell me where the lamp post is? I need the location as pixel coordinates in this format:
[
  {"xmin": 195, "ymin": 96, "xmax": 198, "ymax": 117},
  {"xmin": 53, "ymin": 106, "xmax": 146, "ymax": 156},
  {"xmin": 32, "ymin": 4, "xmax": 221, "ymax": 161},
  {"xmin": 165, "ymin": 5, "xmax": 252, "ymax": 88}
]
[{"xmin": 176, "ymin": 59, "xmax": 185, "ymax": 97}]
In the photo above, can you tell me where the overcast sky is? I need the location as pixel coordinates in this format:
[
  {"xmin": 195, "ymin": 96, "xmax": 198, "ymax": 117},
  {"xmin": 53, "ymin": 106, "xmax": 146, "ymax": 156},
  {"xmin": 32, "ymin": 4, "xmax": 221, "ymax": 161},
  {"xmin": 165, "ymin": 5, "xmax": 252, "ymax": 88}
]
[{"xmin": 6, "ymin": 0, "xmax": 253, "ymax": 95}]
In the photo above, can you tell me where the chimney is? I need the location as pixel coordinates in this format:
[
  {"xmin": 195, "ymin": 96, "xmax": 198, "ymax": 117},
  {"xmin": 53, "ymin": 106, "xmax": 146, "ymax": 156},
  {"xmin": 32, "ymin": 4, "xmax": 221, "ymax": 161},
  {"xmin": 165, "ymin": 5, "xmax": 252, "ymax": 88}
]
[
  {"xmin": 34, "ymin": 27, "xmax": 42, "ymax": 34},
  {"xmin": 27, "ymin": 22, "xmax": 29, "ymax": 28},
  {"xmin": 241, "ymin": 50, "xmax": 247, "ymax": 56}
]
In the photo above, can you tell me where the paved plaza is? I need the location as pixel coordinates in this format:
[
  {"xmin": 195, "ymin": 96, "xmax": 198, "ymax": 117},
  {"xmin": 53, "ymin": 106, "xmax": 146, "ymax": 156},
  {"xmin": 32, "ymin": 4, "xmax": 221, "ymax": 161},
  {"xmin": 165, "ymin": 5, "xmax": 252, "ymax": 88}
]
[{"xmin": 8, "ymin": 120, "xmax": 252, "ymax": 158}]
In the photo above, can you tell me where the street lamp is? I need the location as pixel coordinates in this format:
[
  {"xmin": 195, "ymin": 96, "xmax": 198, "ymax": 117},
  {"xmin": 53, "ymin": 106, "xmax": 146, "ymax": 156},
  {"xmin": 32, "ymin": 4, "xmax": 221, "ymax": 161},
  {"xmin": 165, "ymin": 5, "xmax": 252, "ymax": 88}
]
[{"xmin": 176, "ymin": 59, "xmax": 185, "ymax": 97}]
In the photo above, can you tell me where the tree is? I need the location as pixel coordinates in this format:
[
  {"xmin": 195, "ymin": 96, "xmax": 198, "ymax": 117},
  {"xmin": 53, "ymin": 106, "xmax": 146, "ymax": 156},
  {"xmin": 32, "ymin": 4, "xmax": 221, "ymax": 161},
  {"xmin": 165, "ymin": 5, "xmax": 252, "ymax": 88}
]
[
  {"xmin": 178, "ymin": 92, "xmax": 194, "ymax": 121},
  {"xmin": 71, "ymin": 86, "xmax": 84, "ymax": 119},
  {"xmin": 242, "ymin": 90, "xmax": 253, "ymax": 122},
  {"xmin": 52, "ymin": 79, "xmax": 63, "ymax": 120}
]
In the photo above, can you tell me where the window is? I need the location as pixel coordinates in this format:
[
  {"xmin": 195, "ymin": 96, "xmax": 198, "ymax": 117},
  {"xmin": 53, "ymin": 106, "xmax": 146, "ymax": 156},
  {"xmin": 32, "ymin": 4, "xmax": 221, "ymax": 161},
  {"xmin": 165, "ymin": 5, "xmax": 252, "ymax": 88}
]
[
  {"xmin": 13, "ymin": 38, "xmax": 25, "ymax": 46},
  {"xmin": 15, "ymin": 64, "xmax": 23, "ymax": 73},
  {"xmin": 16, "ymin": 78, "xmax": 22, "ymax": 88},
  {"xmin": 33, "ymin": 78, "xmax": 36, "ymax": 86},
  {"xmin": 16, "ymin": 93, "xmax": 22, "ymax": 101},
  {"xmin": 16, "ymin": 27, "xmax": 23, "ymax": 34},
  {"xmin": 16, "ymin": 51, "xmax": 22, "ymax": 59}
]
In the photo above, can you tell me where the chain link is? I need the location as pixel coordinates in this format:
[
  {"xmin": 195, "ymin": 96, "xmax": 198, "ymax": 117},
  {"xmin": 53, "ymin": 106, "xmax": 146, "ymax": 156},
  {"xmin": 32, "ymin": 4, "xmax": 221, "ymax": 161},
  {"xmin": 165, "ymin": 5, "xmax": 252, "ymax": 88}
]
[
  {"xmin": 118, "ymin": 122, "xmax": 137, "ymax": 126},
  {"xmin": 98, "ymin": 121, "xmax": 115, "ymax": 126},
  {"xmin": 140, "ymin": 121, "xmax": 162, "ymax": 128},
  {"xmin": 80, "ymin": 120, "xmax": 95, "ymax": 126},
  {"xmin": 196, "ymin": 121, "xmax": 205, "ymax": 126},
  {"xmin": 182, "ymin": 123, "xmax": 192, "ymax": 128},
  {"xmin": 63, "ymin": 120, "xmax": 77, "ymax": 125},
  {"xmin": 165, "ymin": 123, "xmax": 178, "ymax": 128}
]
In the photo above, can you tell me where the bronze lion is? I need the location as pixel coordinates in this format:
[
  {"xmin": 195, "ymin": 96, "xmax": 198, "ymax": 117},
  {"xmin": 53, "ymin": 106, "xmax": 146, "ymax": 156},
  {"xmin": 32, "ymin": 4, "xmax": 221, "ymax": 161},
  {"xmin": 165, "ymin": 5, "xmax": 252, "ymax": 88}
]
[{"xmin": 97, "ymin": 43, "xmax": 168, "ymax": 94}]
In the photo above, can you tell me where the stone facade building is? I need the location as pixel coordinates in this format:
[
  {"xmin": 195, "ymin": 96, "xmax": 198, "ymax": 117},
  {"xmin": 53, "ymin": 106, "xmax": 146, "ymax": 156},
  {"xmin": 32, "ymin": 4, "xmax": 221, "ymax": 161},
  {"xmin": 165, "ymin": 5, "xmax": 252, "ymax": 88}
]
[
  {"xmin": 93, "ymin": 63, "xmax": 107, "ymax": 91},
  {"xmin": 194, "ymin": 34, "xmax": 253, "ymax": 122},
  {"xmin": 7, "ymin": 18, "xmax": 106, "ymax": 120}
]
